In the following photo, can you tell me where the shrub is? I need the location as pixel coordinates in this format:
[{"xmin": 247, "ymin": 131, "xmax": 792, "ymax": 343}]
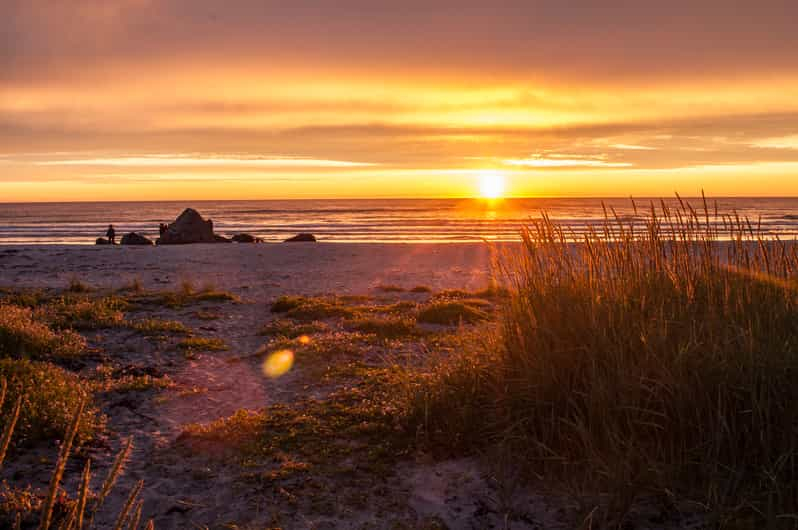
[
  {"xmin": 0, "ymin": 305, "xmax": 85, "ymax": 360},
  {"xmin": 0, "ymin": 359, "xmax": 102, "ymax": 446}
]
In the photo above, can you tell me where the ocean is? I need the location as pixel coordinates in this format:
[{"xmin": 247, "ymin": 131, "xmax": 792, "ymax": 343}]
[{"xmin": 0, "ymin": 197, "xmax": 797, "ymax": 245}]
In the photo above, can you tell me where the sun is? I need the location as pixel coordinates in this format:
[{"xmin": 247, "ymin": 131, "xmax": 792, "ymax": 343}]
[{"xmin": 478, "ymin": 171, "xmax": 506, "ymax": 199}]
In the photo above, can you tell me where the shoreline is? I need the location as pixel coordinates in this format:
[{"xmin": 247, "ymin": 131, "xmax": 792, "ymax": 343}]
[{"xmin": 0, "ymin": 242, "xmax": 509, "ymax": 294}]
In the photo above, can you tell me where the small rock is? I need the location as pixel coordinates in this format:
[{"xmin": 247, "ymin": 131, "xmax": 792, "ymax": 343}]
[
  {"xmin": 284, "ymin": 233, "xmax": 317, "ymax": 243},
  {"xmin": 95, "ymin": 237, "xmax": 111, "ymax": 245},
  {"xmin": 120, "ymin": 232, "xmax": 154, "ymax": 246},
  {"xmin": 231, "ymin": 233, "xmax": 261, "ymax": 243}
]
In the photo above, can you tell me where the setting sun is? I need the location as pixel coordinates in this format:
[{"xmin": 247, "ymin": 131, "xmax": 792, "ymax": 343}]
[{"xmin": 478, "ymin": 172, "xmax": 506, "ymax": 199}]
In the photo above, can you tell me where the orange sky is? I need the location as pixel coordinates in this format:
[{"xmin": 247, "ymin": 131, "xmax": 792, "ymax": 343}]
[{"xmin": 3, "ymin": 1, "xmax": 798, "ymax": 201}]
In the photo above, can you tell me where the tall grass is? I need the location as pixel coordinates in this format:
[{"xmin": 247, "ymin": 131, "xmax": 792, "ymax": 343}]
[{"xmin": 410, "ymin": 196, "xmax": 798, "ymax": 524}]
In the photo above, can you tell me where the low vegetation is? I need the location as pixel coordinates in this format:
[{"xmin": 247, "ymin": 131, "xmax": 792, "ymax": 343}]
[
  {"xmin": 416, "ymin": 300, "xmax": 489, "ymax": 325},
  {"xmin": 129, "ymin": 318, "xmax": 189, "ymax": 335},
  {"xmin": 179, "ymin": 367, "xmax": 411, "ymax": 477},
  {"xmin": 36, "ymin": 295, "xmax": 128, "ymax": 330},
  {"xmin": 0, "ymin": 304, "xmax": 86, "ymax": 360},
  {"xmin": 408, "ymin": 198, "xmax": 798, "ymax": 524},
  {"xmin": 177, "ymin": 336, "xmax": 228, "ymax": 352},
  {"xmin": 271, "ymin": 296, "xmax": 358, "ymax": 321},
  {"xmin": 0, "ymin": 360, "xmax": 102, "ymax": 446},
  {"xmin": 258, "ymin": 319, "xmax": 329, "ymax": 338},
  {"xmin": 134, "ymin": 281, "xmax": 239, "ymax": 308},
  {"xmin": 345, "ymin": 315, "xmax": 422, "ymax": 340}
]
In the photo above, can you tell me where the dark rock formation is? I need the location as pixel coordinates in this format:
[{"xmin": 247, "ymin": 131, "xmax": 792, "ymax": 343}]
[
  {"xmin": 157, "ymin": 209, "xmax": 217, "ymax": 244},
  {"xmin": 214, "ymin": 234, "xmax": 232, "ymax": 243},
  {"xmin": 121, "ymin": 232, "xmax": 154, "ymax": 246},
  {"xmin": 232, "ymin": 233, "xmax": 261, "ymax": 243},
  {"xmin": 95, "ymin": 237, "xmax": 111, "ymax": 245},
  {"xmin": 284, "ymin": 233, "xmax": 317, "ymax": 243}
]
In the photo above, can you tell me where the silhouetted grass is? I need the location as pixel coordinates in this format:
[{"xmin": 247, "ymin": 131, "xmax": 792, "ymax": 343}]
[{"xmin": 406, "ymin": 196, "xmax": 798, "ymax": 525}]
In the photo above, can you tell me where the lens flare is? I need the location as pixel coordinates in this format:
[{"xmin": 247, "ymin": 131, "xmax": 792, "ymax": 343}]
[
  {"xmin": 262, "ymin": 349, "xmax": 294, "ymax": 378},
  {"xmin": 298, "ymin": 335, "xmax": 311, "ymax": 345}
]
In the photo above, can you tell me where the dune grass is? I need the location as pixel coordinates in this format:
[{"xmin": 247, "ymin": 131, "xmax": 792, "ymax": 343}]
[
  {"xmin": 0, "ymin": 304, "xmax": 86, "ymax": 360},
  {"xmin": 37, "ymin": 295, "xmax": 128, "ymax": 330},
  {"xmin": 270, "ymin": 295, "xmax": 358, "ymax": 321},
  {"xmin": 407, "ymin": 197, "xmax": 798, "ymax": 524},
  {"xmin": 129, "ymin": 318, "xmax": 189, "ymax": 335},
  {"xmin": 0, "ymin": 359, "xmax": 102, "ymax": 446},
  {"xmin": 345, "ymin": 315, "xmax": 423, "ymax": 340},
  {"xmin": 177, "ymin": 336, "xmax": 228, "ymax": 352},
  {"xmin": 258, "ymin": 319, "xmax": 329, "ymax": 338},
  {"xmin": 133, "ymin": 281, "xmax": 239, "ymax": 308},
  {"xmin": 416, "ymin": 300, "xmax": 489, "ymax": 325}
]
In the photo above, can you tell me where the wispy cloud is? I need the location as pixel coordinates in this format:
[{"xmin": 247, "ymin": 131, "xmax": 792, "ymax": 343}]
[
  {"xmin": 503, "ymin": 154, "xmax": 633, "ymax": 169},
  {"xmin": 34, "ymin": 155, "xmax": 377, "ymax": 168},
  {"xmin": 610, "ymin": 143, "xmax": 656, "ymax": 151},
  {"xmin": 750, "ymin": 135, "xmax": 798, "ymax": 150}
]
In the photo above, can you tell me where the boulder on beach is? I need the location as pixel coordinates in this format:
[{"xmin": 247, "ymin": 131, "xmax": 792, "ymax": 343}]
[
  {"xmin": 284, "ymin": 233, "xmax": 317, "ymax": 243},
  {"xmin": 214, "ymin": 234, "xmax": 232, "ymax": 243},
  {"xmin": 157, "ymin": 208, "xmax": 217, "ymax": 245},
  {"xmin": 121, "ymin": 232, "xmax": 154, "ymax": 246},
  {"xmin": 232, "ymin": 233, "xmax": 261, "ymax": 243},
  {"xmin": 95, "ymin": 237, "xmax": 111, "ymax": 245}
]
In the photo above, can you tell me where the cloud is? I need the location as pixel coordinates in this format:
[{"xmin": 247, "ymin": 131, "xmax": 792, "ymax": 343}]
[
  {"xmin": 504, "ymin": 155, "xmax": 633, "ymax": 169},
  {"xmin": 34, "ymin": 154, "xmax": 377, "ymax": 168}
]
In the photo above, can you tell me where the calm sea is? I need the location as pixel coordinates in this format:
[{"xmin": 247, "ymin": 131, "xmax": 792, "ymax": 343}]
[{"xmin": 0, "ymin": 198, "xmax": 797, "ymax": 245}]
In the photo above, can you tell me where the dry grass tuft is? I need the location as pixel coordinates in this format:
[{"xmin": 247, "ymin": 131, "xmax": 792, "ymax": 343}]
[
  {"xmin": 345, "ymin": 316, "xmax": 423, "ymax": 340},
  {"xmin": 177, "ymin": 336, "xmax": 228, "ymax": 352},
  {"xmin": 416, "ymin": 301, "xmax": 489, "ymax": 326}
]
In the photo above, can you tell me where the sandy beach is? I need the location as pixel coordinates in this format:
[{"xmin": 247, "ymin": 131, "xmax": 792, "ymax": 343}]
[
  {"xmin": 2, "ymin": 242, "xmax": 569, "ymax": 529},
  {"xmin": 0, "ymin": 243, "xmax": 499, "ymax": 294}
]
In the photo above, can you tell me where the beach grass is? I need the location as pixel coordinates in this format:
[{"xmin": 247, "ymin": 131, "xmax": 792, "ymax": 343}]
[
  {"xmin": 0, "ymin": 304, "xmax": 86, "ymax": 360},
  {"xmin": 0, "ymin": 359, "xmax": 102, "ymax": 446},
  {"xmin": 416, "ymin": 300, "xmax": 489, "ymax": 325},
  {"xmin": 405, "ymin": 197, "xmax": 798, "ymax": 524},
  {"xmin": 177, "ymin": 336, "xmax": 228, "ymax": 352},
  {"xmin": 344, "ymin": 315, "xmax": 423, "ymax": 340}
]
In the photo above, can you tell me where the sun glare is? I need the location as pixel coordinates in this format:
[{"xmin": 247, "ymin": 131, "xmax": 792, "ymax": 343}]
[{"xmin": 478, "ymin": 171, "xmax": 506, "ymax": 199}]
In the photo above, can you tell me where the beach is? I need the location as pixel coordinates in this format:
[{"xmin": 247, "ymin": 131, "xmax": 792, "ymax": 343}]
[
  {"xmin": 2, "ymin": 242, "xmax": 552, "ymax": 529},
  {"xmin": 0, "ymin": 242, "xmax": 498, "ymax": 293}
]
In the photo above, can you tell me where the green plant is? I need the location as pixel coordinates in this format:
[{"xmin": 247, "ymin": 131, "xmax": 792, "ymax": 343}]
[{"xmin": 0, "ymin": 359, "xmax": 102, "ymax": 446}]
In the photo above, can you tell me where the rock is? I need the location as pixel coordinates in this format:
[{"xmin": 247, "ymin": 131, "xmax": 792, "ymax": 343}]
[
  {"xmin": 232, "ymin": 233, "xmax": 261, "ymax": 243},
  {"xmin": 157, "ymin": 208, "xmax": 217, "ymax": 244},
  {"xmin": 284, "ymin": 233, "xmax": 317, "ymax": 243},
  {"xmin": 214, "ymin": 234, "xmax": 232, "ymax": 243},
  {"xmin": 95, "ymin": 237, "xmax": 111, "ymax": 245},
  {"xmin": 120, "ymin": 232, "xmax": 153, "ymax": 246}
]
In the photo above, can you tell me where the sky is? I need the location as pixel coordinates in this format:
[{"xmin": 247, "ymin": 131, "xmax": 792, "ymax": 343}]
[{"xmin": 2, "ymin": 1, "xmax": 798, "ymax": 201}]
